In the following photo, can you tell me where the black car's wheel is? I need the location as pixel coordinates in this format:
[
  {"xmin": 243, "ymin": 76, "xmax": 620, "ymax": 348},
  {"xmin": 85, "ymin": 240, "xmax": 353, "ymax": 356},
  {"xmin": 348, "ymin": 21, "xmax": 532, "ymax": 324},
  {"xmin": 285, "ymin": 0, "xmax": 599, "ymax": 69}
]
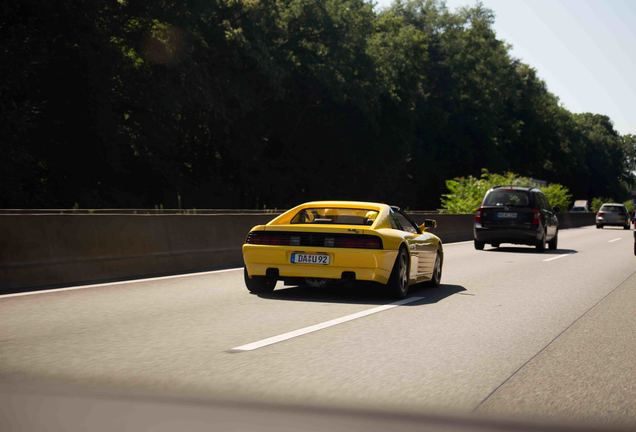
[
  {"xmin": 536, "ymin": 230, "xmax": 546, "ymax": 252},
  {"xmin": 387, "ymin": 247, "xmax": 409, "ymax": 299},
  {"xmin": 424, "ymin": 251, "xmax": 443, "ymax": 287},
  {"xmin": 624, "ymin": 223, "xmax": 630, "ymax": 230},
  {"xmin": 596, "ymin": 224, "xmax": 603, "ymax": 229},
  {"xmin": 244, "ymin": 268, "xmax": 276, "ymax": 294},
  {"xmin": 474, "ymin": 240, "xmax": 485, "ymax": 250},
  {"xmin": 548, "ymin": 230, "xmax": 558, "ymax": 250}
]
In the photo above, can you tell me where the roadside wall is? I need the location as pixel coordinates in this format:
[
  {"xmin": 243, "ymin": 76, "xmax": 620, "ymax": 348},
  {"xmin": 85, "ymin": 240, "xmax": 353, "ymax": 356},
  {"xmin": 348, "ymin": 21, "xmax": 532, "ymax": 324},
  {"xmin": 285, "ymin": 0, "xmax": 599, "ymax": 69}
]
[{"xmin": 0, "ymin": 212, "xmax": 595, "ymax": 293}]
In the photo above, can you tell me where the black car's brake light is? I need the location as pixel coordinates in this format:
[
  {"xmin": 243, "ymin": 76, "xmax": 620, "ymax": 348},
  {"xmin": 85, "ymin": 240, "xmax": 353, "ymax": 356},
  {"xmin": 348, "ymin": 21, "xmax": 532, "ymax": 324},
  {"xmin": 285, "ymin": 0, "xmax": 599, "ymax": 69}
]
[
  {"xmin": 474, "ymin": 207, "xmax": 482, "ymax": 223},
  {"xmin": 531, "ymin": 208, "xmax": 541, "ymax": 225}
]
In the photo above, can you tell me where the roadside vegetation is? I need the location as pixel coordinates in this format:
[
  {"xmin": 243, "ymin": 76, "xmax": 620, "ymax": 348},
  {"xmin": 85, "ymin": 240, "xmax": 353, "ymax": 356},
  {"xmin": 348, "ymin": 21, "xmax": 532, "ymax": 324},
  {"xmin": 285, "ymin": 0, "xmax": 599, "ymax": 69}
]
[
  {"xmin": 2, "ymin": 0, "xmax": 635, "ymax": 209},
  {"xmin": 441, "ymin": 170, "xmax": 572, "ymax": 213}
]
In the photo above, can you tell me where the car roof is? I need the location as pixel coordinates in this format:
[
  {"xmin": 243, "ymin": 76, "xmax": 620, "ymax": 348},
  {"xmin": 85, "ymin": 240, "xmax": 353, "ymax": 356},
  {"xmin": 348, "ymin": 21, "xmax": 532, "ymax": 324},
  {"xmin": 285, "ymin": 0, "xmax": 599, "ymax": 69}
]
[
  {"xmin": 296, "ymin": 201, "xmax": 388, "ymax": 210},
  {"xmin": 489, "ymin": 186, "xmax": 540, "ymax": 192},
  {"xmin": 601, "ymin": 203, "xmax": 625, "ymax": 206}
]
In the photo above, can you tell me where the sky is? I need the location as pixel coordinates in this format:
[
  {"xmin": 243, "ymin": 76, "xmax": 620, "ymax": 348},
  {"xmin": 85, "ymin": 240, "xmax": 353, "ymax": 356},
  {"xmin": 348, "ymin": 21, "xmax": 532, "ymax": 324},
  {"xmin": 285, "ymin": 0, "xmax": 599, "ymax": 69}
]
[{"xmin": 375, "ymin": 0, "xmax": 636, "ymax": 136}]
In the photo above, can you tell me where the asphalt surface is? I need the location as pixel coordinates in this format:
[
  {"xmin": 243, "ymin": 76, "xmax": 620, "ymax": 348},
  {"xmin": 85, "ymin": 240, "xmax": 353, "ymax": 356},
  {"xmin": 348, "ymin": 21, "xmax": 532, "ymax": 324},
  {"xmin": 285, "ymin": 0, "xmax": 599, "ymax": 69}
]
[{"xmin": 1, "ymin": 226, "xmax": 635, "ymax": 429}]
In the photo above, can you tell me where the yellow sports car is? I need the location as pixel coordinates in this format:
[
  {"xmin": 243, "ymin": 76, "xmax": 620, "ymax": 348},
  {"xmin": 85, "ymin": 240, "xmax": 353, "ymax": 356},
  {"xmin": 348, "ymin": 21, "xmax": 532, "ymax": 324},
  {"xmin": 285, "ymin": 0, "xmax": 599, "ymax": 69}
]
[{"xmin": 242, "ymin": 201, "xmax": 443, "ymax": 298}]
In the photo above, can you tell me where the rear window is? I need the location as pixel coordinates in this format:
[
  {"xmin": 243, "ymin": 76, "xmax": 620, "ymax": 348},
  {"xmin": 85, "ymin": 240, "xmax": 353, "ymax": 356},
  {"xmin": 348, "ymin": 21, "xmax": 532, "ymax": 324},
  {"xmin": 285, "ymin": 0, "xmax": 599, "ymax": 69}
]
[
  {"xmin": 483, "ymin": 190, "xmax": 530, "ymax": 207},
  {"xmin": 290, "ymin": 208, "xmax": 379, "ymax": 226},
  {"xmin": 600, "ymin": 205, "xmax": 626, "ymax": 212}
]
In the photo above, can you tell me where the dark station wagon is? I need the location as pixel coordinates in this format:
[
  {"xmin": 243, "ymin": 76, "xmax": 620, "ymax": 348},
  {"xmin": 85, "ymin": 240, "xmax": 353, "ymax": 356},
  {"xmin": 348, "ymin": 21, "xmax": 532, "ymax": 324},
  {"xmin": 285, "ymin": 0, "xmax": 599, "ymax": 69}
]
[{"xmin": 473, "ymin": 186, "xmax": 559, "ymax": 251}]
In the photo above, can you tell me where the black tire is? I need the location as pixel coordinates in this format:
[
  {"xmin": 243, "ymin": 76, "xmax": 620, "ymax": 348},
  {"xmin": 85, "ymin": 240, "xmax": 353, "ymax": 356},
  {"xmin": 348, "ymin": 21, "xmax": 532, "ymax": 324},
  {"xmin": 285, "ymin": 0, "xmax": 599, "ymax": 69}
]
[
  {"xmin": 634, "ymin": 241, "xmax": 636, "ymax": 256},
  {"xmin": 536, "ymin": 231, "xmax": 546, "ymax": 252},
  {"xmin": 424, "ymin": 251, "xmax": 443, "ymax": 287},
  {"xmin": 624, "ymin": 223, "xmax": 630, "ymax": 230},
  {"xmin": 387, "ymin": 247, "xmax": 409, "ymax": 299},
  {"xmin": 548, "ymin": 230, "xmax": 558, "ymax": 250},
  {"xmin": 244, "ymin": 268, "xmax": 275, "ymax": 294},
  {"xmin": 596, "ymin": 224, "xmax": 603, "ymax": 229},
  {"xmin": 474, "ymin": 240, "xmax": 485, "ymax": 250}
]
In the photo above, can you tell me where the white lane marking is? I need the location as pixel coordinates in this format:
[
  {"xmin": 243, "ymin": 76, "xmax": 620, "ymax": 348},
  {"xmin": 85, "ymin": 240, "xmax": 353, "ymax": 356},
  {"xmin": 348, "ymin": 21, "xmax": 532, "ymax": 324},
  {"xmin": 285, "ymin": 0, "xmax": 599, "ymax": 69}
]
[
  {"xmin": 0, "ymin": 267, "xmax": 244, "ymax": 299},
  {"xmin": 543, "ymin": 254, "xmax": 573, "ymax": 262},
  {"xmin": 230, "ymin": 296, "xmax": 425, "ymax": 352},
  {"xmin": 608, "ymin": 238, "xmax": 622, "ymax": 243},
  {"xmin": 445, "ymin": 240, "xmax": 474, "ymax": 246}
]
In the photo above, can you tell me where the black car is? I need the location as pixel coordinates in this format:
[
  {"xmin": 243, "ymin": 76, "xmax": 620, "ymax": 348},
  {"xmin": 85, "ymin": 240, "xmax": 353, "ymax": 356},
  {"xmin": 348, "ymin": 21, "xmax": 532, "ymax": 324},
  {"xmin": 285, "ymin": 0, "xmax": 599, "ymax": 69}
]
[{"xmin": 473, "ymin": 186, "xmax": 559, "ymax": 251}]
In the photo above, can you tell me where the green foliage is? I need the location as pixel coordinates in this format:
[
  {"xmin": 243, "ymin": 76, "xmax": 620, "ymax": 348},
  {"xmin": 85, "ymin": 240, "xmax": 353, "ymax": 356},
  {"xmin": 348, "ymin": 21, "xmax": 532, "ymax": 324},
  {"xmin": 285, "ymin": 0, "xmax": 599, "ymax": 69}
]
[
  {"xmin": 624, "ymin": 200, "xmax": 634, "ymax": 213},
  {"xmin": 1, "ymin": 0, "xmax": 633, "ymax": 208},
  {"xmin": 591, "ymin": 197, "xmax": 613, "ymax": 213},
  {"xmin": 441, "ymin": 170, "xmax": 533, "ymax": 213},
  {"xmin": 540, "ymin": 184, "xmax": 572, "ymax": 211},
  {"xmin": 441, "ymin": 170, "xmax": 572, "ymax": 213}
]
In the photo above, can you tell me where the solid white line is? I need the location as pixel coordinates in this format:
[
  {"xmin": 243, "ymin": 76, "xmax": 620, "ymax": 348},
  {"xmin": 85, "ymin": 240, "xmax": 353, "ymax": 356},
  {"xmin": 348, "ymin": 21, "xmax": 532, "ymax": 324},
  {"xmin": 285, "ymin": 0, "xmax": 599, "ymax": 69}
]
[
  {"xmin": 608, "ymin": 238, "xmax": 622, "ymax": 243},
  {"xmin": 543, "ymin": 254, "xmax": 573, "ymax": 262},
  {"xmin": 0, "ymin": 267, "xmax": 244, "ymax": 299},
  {"xmin": 230, "ymin": 296, "xmax": 425, "ymax": 352}
]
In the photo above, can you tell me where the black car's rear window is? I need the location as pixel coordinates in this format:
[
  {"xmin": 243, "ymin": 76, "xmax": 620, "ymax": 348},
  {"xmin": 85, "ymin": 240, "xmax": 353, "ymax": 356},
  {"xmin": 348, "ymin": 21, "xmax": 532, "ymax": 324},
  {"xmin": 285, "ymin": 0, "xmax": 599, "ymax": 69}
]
[
  {"xmin": 600, "ymin": 205, "xmax": 626, "ymax": 212},
  {"xmin": 483, "ymin": 190, "xmax": 530, "ymax": 207}
]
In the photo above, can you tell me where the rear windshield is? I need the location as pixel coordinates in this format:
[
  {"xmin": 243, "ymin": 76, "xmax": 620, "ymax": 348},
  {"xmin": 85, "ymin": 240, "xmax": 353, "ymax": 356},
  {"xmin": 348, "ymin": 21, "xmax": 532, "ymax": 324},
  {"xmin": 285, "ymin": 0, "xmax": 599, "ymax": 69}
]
[
  {"xmin": 290, "ymin": 208, "xmax": 379, "ymax": 226},
  {"xmin": 483, "ymin": 190, "xmax": 530, "ymax": 207},
  {"xmin": 600, "ymin": 205, "xmax": 626, "ymax": 212}
]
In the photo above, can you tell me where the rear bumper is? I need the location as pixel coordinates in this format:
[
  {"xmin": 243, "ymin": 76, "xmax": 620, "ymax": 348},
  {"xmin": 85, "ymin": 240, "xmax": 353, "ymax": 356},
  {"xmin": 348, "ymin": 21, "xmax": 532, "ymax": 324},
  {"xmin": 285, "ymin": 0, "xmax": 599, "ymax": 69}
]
[
  {"xmin": 474, "ymin": 226, "xmax": 541, "ymax": 245},
  {"xmin": 596, "ymin": 216, "xmax": 628, "ymax": 226},
  {"xmin": 242, "ymin": 244, "xmax": 397, "ymax": 284}
]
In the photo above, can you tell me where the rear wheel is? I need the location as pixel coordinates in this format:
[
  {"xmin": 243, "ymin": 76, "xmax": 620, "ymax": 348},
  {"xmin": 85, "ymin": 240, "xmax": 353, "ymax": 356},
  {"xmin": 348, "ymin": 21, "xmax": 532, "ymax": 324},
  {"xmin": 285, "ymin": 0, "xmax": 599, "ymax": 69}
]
[
  {"xmin": 596, "ymin": 224, "xmax": 603, "ymax": 229},
  {"xmin": 624, "ymin": 223, "xmax": 630, "ymax": 230},
  {"xmin": 474, "ymin": 240, "xmax": 485, "ymax": 250},
  {"xmin": 387, "ymin": 247, "xmax": 409, "ymax": 299},
  {"xmin": 244, "ymin": 268, "xmax": 276, "ymax": 294},
  {"xmin": 424, "ymin": 251, "xmax": 442, "ymax": 287},
  {"xmin": 548, "ymin": 230, "xmax": 558, "ymax": 250}
]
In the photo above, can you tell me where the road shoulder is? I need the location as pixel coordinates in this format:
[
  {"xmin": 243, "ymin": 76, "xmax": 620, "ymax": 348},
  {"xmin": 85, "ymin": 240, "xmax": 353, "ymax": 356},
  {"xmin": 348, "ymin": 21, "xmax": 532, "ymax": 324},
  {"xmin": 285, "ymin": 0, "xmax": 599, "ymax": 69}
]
[{"xmin": 476, "ymin": 269, "xmax": 636, "ymax": 427}]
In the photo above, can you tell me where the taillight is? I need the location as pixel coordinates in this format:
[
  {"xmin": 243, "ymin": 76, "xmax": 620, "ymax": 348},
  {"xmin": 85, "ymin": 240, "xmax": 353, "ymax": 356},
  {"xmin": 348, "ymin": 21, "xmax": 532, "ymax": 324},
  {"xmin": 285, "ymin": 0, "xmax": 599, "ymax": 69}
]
[
  {"xmin": 531, "ymin": 208, "xmax": 541, "ymax": 225},
  {"xmin": 597, "ymin": 211, "xmax": 605, "ymax": 217},
  {"xmin": 474, "ymin": 208, "xmax": 482, "ymax": 223},
  {"xmin": 245, "ymin": 231, "xmax": 289, "ymax": 246},
  {"xmin": 334, "ymin": 236, "xmax": 383, "ymax": 249},
  {"xmin": 245, "ymin": 232, "xmax": 383, "ymax": 249}
]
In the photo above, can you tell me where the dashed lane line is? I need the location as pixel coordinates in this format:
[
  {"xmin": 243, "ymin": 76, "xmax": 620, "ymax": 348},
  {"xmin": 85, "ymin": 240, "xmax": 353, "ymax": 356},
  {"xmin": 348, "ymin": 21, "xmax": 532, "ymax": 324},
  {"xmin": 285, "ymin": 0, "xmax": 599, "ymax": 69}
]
[{"xmin": 229, "ymin": 296, "xmax": 425, "ymax": 352}]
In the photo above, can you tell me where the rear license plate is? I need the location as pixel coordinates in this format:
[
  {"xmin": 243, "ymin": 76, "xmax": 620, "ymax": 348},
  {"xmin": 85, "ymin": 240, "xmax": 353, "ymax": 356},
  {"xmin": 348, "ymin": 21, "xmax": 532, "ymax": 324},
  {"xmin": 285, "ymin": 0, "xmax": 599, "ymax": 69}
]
[
  {"xmin": 498, "ymin": 212, "xmax": 517, "ymax": 218},
  {"xmin": 290, "ymin": 253, "xmax": 330, "ymax": 265}
]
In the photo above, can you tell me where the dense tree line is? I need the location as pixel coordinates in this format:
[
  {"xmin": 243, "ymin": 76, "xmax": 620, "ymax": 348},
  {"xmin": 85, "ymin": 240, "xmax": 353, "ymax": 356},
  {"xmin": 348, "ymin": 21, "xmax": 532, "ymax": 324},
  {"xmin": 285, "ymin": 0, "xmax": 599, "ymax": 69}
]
[{"xmin": 2, "ymin": 0, "xmax": 633, "ymax": 209}]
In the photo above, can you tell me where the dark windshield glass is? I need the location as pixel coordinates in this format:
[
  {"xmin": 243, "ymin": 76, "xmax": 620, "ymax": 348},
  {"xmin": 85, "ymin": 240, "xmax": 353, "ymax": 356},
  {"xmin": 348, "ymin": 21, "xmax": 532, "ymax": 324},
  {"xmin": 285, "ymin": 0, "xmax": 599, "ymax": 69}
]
[{"xmin": 483, "ymin": 190, "xmax": 530, "ymax": 207}]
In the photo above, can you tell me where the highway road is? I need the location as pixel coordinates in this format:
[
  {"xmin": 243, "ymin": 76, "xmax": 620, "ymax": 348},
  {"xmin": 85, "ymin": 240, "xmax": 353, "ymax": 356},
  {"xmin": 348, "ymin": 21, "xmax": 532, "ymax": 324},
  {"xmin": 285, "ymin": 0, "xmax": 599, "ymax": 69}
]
[{"xmin": 1, "ymin": 225, "xmax": 635, "ymax": 430}]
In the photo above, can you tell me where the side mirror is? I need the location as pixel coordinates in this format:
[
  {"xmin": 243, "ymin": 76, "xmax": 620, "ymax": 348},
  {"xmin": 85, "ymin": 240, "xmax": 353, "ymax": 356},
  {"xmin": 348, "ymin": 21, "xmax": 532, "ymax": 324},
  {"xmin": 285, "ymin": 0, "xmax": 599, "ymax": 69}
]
[{"xmin": 419, "ymin": 219, "xmax": 437, "ymax": 231}]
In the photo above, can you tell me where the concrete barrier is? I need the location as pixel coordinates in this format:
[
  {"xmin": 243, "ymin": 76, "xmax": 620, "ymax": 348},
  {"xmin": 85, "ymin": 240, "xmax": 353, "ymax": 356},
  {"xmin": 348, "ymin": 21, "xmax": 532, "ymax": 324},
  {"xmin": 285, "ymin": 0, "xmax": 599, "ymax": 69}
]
[
  {"xmin": 412, "ymin": 212, "xmax": 596, "ymax": 244},
  {"xmin": 0, "ymin": 212, "xmax": 596, "ymax": 293},
  {"xmin": 0, "ymin": 214, "xmax": 274, "ymax": 293}
]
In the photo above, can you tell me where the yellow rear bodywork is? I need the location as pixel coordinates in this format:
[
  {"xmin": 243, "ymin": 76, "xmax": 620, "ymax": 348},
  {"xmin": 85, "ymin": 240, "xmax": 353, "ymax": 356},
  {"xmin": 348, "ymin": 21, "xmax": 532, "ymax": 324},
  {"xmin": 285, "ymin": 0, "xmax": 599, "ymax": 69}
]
[
  {"xmin": 242, "ymin": 201, "xmax": 426, "ymax": 285},
  {"xmin": 243, "ymin": 245, "xmax": 396, "ymax": 284}
]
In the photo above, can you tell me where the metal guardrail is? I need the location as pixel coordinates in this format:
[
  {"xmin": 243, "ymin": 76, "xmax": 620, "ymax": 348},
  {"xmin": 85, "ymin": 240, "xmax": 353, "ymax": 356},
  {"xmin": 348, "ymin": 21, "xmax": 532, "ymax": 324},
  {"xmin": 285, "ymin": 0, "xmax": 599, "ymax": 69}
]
[
  {"xmin": 0, "ymin": 208, "xmax": 443, "ymax": 215},
  {"xmin": 0, "ymin": 209, "xmax": 285, "ymax": 215}
]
